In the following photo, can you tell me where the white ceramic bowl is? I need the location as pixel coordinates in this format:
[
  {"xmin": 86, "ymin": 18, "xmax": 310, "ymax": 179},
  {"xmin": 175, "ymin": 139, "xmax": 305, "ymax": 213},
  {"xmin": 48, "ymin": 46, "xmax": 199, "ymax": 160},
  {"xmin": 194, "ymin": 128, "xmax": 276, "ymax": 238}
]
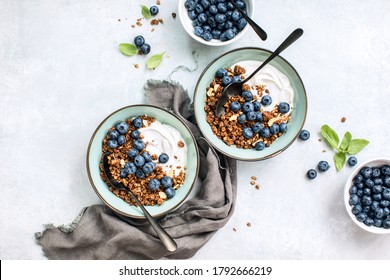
[
  {"xmin": 344, "ymin": 158, "xmax": 390, "ymax": 234},
  {"xmin": 178, "ymin": 0, "xmax": 254, "ymax": 46}
]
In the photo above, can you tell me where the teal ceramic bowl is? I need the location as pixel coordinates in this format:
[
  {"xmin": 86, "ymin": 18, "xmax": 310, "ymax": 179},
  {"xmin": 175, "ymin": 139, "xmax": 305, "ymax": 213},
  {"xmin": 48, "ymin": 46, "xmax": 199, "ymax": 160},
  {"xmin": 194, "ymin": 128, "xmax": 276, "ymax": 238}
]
[
  {"xmin": 194, "ymin": 47, "xmax": 307, "ymax": 161},
  {"xmin": 86, "ymin": 105, "xmax": 199, "ymax": 219}
]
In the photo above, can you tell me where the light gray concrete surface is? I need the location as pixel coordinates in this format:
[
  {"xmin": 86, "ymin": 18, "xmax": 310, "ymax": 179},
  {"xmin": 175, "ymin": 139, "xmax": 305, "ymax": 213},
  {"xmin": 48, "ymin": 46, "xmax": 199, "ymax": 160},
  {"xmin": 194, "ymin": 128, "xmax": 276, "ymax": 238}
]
[{"xmin": 1, "ymin": 0, "xmax": 390, "ymax": 259}]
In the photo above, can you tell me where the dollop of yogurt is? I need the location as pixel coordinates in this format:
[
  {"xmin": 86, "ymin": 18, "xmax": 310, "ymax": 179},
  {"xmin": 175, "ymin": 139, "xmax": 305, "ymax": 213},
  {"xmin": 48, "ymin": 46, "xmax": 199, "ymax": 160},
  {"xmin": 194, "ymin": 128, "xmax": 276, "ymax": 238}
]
[
  {"xmin": 232, "ymin": 60, "xmax": 294, "ymax": 112},
  {"xmin": 139, "ymin": 120, "xmax": 187, "ymax": 175}
]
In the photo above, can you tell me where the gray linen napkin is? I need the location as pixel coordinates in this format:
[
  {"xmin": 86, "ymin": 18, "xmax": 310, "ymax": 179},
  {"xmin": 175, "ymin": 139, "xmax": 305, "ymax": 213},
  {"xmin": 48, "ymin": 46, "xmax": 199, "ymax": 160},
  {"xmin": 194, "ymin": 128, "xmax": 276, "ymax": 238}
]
[{"xmin": 35, "ymin": 80, "xmax": 237, "ymax": 259}]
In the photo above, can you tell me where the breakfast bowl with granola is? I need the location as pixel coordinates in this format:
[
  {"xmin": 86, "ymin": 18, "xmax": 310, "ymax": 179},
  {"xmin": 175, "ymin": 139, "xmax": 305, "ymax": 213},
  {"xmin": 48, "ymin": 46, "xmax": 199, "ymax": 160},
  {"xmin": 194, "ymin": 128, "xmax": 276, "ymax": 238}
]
[
  {"xmin": 194, "ymin": 47, "xmax": 307, "ymax": 161},
  {"xmin": 87, "ymin": 105, "xmax": 199, "ymax": 219}
]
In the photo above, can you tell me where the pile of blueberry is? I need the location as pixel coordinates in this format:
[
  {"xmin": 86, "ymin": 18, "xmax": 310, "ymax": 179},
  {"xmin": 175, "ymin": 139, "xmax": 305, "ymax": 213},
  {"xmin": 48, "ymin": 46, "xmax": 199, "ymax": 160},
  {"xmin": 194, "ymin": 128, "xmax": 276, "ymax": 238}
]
[
  {"xmin": 184, "ymin": 0, "xmax": 248, "ymax": 42},
  {"xmin": 348, "ymin": 165, "xmax": 390, "ymax": 229},
  {"xmin": 106, "ymin": 117, "xmax": 176, "ymax": 199},
  {"xmin": 134, "ymin": 35, "xmax": 151, "ymax": 55}
]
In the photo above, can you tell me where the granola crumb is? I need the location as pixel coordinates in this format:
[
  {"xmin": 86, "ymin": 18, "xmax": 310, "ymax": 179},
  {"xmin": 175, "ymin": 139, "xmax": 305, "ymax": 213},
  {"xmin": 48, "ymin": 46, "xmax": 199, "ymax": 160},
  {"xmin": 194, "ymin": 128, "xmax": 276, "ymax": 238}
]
[
  {"xmin": 178, "ymin": 140, "xmax": 185, "ymax": 148},
  {"xmin": 250, "ymin": 181, "xmax": 255, "ymax": 185},
  {"xmin": 158, "ymin": 18, "xmax": 164, "ymax": 24},
  {"xmin": 251, "ymin": 176, "xmax": 257, "ymax": 180},
  {"xmin": 318, "ymin": 138, "xmax": 322, "ymax": 142},
  {"xmin": 322, "ymin": 150, "xmax": 326, "ymax": 153},
  {"xmin": 134, "ymin": 64, "xmax": 139, "ymax": 69},
  {"xmin": 156, "ymin": 0, "xmax": 161, "ymax": 4},
  {"xmin": 233, "ymin": 228, "xmax": 237, "ymax": 232},
  {"xmin": 151, "ymin": 28, "xmax": 155, "ymax": 32},
  {"xmin": 131, "ymin": 24, "xmax": 135, "ymax": 28},
  {"xmin": 246, "ymin": 222, "xmax": 251, "ymax": 227},
  {"xmin": 255, "ymin": 184, "xmax": 260, "ymax": 190},
  {"xmin": 151, "ymin": 19, "xmax": 159, "ymax": 25},
  {"xmin": 172, "ymin": 13, "xmax": 177, "ymax": 19},
  {"xmin": 118, "ymin": 19, "xmax": 121, "ymax": 22},
  {"xmin": 341, "ymin": 117, "xmax": 346, "ymax": 123},
  {"xmin": 136, "ymin": 21, "xmax": 142, "ymax": 27}
]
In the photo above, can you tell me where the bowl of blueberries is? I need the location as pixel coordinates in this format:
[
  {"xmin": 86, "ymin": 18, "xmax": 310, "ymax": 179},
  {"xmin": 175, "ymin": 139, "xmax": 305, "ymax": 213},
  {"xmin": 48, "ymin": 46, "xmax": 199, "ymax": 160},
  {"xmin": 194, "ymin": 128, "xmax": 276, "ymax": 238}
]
[
  {"xmin": 344, "ymin": 158, "xmax": 390, "ymax": 234},
  {"xmin": 178, "ymin": 0, "xmax": 254, "ymax": 46}
]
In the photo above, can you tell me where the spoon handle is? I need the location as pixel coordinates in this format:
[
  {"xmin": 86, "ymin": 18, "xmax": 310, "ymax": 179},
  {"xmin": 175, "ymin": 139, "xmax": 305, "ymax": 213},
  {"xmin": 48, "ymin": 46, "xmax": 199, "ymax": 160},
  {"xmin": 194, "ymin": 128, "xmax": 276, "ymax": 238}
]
[
  {"xmin": 127, "ymin": 189, "xmax": 178, "ymax": 252},
  {"xmin": 244, "ymin": 28, "xmax": 304, "ymax": 82},
  {"xmin": 227, "ymin": 0, "xmax": 267, "ymax": 41}
]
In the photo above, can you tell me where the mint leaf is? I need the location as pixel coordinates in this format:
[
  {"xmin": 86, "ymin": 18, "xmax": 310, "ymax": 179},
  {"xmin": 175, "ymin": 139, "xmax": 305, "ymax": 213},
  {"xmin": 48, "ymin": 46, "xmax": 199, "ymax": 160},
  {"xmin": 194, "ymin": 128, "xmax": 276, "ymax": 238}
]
[
  {"xmin": 147, "ymin": 52, "xmax": 165, "ymax": 69},
  {"xmin": 141, "ymin": 5, "xmax": 152, "ymax": 19},
  {"xmin": 119, "ymin": 43, "xmax": 138, "ymax": 56},
  {"xmin": 334, "ymin": 152, "xmax": 346, "ymax": 171},
  {"xmin": 347, "ymin": 139, "xmax": 369, "ymax": 155},
  {"xmin": 321, "ymin": 125, "xmax": 340, "ymax": 151},
  {"xmin": 339, "ymin": 131, "xmax": 352, "ymax": 151}
]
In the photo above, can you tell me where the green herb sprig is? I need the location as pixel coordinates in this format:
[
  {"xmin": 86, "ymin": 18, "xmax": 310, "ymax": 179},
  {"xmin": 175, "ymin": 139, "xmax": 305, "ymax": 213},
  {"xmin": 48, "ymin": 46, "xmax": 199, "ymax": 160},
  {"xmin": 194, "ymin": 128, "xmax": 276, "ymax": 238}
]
[
  {"xmin": 147, "ymin": 52, "xmax": 165, "ymax": 69},
  {"xmin": 321, "ymin": 124, "xmax": 369, "ymax": 171},
  {"xmin": 141, "ymin": 5, "xmax": 152, "ymax": 19},
  {"xmin": 119, "ymin": 43, "xmax": 138, "ymax": 56}
]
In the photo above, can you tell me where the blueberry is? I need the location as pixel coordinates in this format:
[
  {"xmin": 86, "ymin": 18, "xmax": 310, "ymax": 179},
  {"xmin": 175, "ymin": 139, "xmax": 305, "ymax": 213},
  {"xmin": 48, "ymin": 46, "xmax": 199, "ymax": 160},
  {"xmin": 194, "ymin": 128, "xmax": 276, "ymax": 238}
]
[
  {"xmin": 364, "ymin": 179, "xmax": 374, "ymax": 188},
  {"xmin": 235, "ymin": 0, "xmax": 246, "ymax": 10},
  {"xmin": 349, "ymin": 186, "xmax": 358, "ymax": 194},
  {"xmin": 347, "ymin": 156, "xmax": 358, "ymax": 166},
  {"xmin": 217, "ymin": 3, "xmax": 227, "ymax": 13},
  {"xmin": 231, "ymin": 26, "xmax": 238, "ymax": 35},
  {"xmin": 246, "ymin": 111, "xmax": 256, "ymax": 121},
  {"xmin": 356, "ymin": 182, "xmax": 364, "ymax": 189},
  {"xmin": 222, "ymin": 76, "xmax": 232, "ymax": 86},
  {"xmin": 363, "ymin": 188, "xmax": 371, "ymax": 196},
  {"xmin": 255, "ymin": 141, "xmax": 265, "ymax": 151},
  {"xmin": 349, "ymin": 194, "xmax": 360, "ymax": 205},
  {"xmin": 383, "ymin": 219, "xmax": 390, "ymax": 229},
  {"xmin": 208, "ymin": 17, "xmax": 217, "ymax": 27},
  {"xmin": 135, "ymin": 169, "xmax": 145, "ymax": 179},
  {"xmin": 116, "ymin": 121, "xmax": 129, "ymax": 134},
  {"xmin": 371, "ymin": 201, "xmax": 380, "ymax": 210},
  {"xmin": 201, "ymin": 0, "xmax": 211, "ymax": 9},
  {"xmin": 372, "ymin": 193, "xmax": 382, "ymax": 201},
  {"xmin": 241, "ymin": 90, "xmax": 253, "ymax": 101},
  {"xmin": 380, "ymin": 200, "xmax": 390, "ymax": 207},
  {"xmin": 231, "ymin": 10, "xmax": 241, "ymax": 21},
  {"xmin": 134, "ymin": 35, "xmax": 145, "ymax": 47},
  {"xmin": 224, "ymin": 20, "xmax": 234, "ymax": 29},
  {"xmin": 211, "ymin": 29, "xmax": 222, "ymax": 39},
  {"xmin": 364, "ymin": 217, "xmax": 374, "ymax": 226},
  {"xmin": 140, "ymin": 43, "xmax": 151, "ymax": 55},
  {"xmin": 202, "ymin": 31, "xmax": 213, "ymax": 41},
  {"xmin": 215, "ymin": 13, "xmax": 227, "ymax": 23},
  {"xmin": 188, "ymin": 10, "xmax": 197, "ymax": 20},
  {"xmin": 372, "ymin": 168, "xmax": 381, "ymax": 178},
  {"xmin": 132, "ymin": 139, "xmax": 145, "ymax": 151},
  {"xmin": 260, "ymin": 128, "xmax": 270, "ymax": 138},
  {"xmin": 299, "ymin": 129, "xmax": 310, "ymax": 141},
  {"xmin": 203, "ymin": 25, "xmax": 212, "ymax": 33},
  {"xmin": 185, "ymin": 0, "xmax": 197, "ymax": 11},
  {"xmin": 217, "ymin": 23, "xmax": 226, "ymax": 31},
  {"xmin": 373, "ymin": 185, "xmax": 383, "ymax": 194},
  {"xmin": 352, "ymin": 205, "xmax": 362, "ymax": 215},
  {"xmin": 141, "ymin": 151, "xmax": 152, "ymax": 162},
  {"xmin": 107, "ymin": 140, "xmax": 118, "ymax": 149},
  {"xmin": 269, "ymin": 124, "xmax": 279, "ymax": 135},
  {"xmin": 198, "ymin": 13, "xmax": 208, "ymax": 23},
  {"xmin": 354, "ymin": 174, "xmax": 363, "ymax": 183},
  {"xmin": 148, "ymin": 178, "xmax": 160, "ymax": 191},
  {"xmin": 130, "ymin": 130, "xmax": 140, "ymax": 139},
  {"xmin": 124, "ymin": 162, "xmax": 136, "ymax": 175},
  {"xmin": 384, "ymin": 176, "xmax": 390, "ymax": 187},
  {"xmin": 159, "ymin": 153, "xmax": 169, "ymax": 163},
  {"xmin": 362, "ymin": 195, "xmax": 372, "ymax": 206},
  {"xmin": 237, "ymin": 18, "xmax": 247, "ymax": 30},
  {"xmin": 164, "ymin": 187, "xmax": 176, "ymax": 199},
  {"xmin": 363, "ymin": 206, "xmax": 371, "ymax": 214},
  {"xmin": 254, "ymin": 112, "xmax": 263, "ymax": 121},
  {"xmin": 209, "ymin": 5, "xmax": 218, "ymax": 15},
  {"xmin": 128, "ymin": 148, "xmax": 139, "ymax": 158},
  {"xmin": 384, "ymin": 207, "xmax": 390, "ymax": 217},
  {"xmin": 219, "ymin": 32, "xmax": 227, "ymax": 42},
  {"xmin": 150, "ymin": 5, "xmax": 159, "ymax": 15},
  {"xmin": 278, "ymin": 102, "xmax": 290, "ymax": 114},
  {"xmin": 375, "ymin": 208, "xmax": 385, "ymax": 219},
  {"xmin": 149, "ymin": 161, "xmax": 157, "ymax": 171},
  {"xmin": 161, "ymin": 176, "xmax": 173, "ymax": 188},
  {"xmin": 194, "ymin": 26, "xmax": 204, "ymax": 36},
  {"xmin": 195, "ymin": 4, "xmax": 204, "ymax": 13},
  {"xmin": 360, "ymin": 166, "xmax": 372, "ymax": 179},
  {"xmin": 216, "ymin": 68, "xmax": 228, "ymax": 77},
  {"xmin": 134, "ymin": 155, "xmax": 146, "ymax": 167},
  {"xmin": 382, "ymin": 189, "xmax": 390, "ymax": 200},
  {"xmin": 381, "ymin": 165, "xmax": 390, "ymax": 175},
  {"xmin": 109, "ymin": 130, "xmax": 119, "ymax": 140},
  {"xmin": 237, "ymin": 113, "xmax": 246, "ymax": 124},
  {"xmin": 279, "ymin": 123, "xmax": 288, "ymax": 133},
  {"xmin": 226, "ymin": 2, "xmax": 234, "ymax": 10},
  {"xmin": 356, "ymin": 189, "xmax": 363, "ymax": 197},
  {"xmin": 242, "ymin": 102, "xmax": 254, "ymax": 113},
  {"xmin": 252, "ymin": 122, "xmax": 264, "ymax": 133},
  {"xmin": 232, "ymin": 75, "xmax": 241, "ymax": 83},
  {"xmin": 117, "ymin": 135, "xmax": 126, "ymax": 146},
  {"xmin": 356, "ymin": 212, "xmax": 367, "ymax": 222},
  {"xmin": 120, "ymin": 168, "xmax": 127, "ymax": 178},
  {"xmin": 253, "ymin": 100, "xmax": 261, "ymax": 111},
  {"xmin": 261, "ymin": 95, "xmax": 272, "ymax": 106},
  {"xmin": 374, "ymin": 219, "xmax": 383, "ymax": 227},
  {"xmin": 307, "ymin": 169, "xmax": 317, "ymax": 179},
  {"xmin": 224, "ymin": 29, "xmax": 235, "ymax": 40},
  {"xmin": 142, "ymin": 162, "xmax": 154, "ymax": 175},
  {"xmin": 242, "ymin": 127, "xmax": 254, "ymax": 139},
  {"xmin": 229, "ymin": 101, "xmax": 241, "ymax": 112},
  {"xmin": 132, "ymin": 117, "xmax": 143, "ymax": 128},
  {"xmin": 318, "ymin": 161, "xmax": 330, "ymax": 172}
]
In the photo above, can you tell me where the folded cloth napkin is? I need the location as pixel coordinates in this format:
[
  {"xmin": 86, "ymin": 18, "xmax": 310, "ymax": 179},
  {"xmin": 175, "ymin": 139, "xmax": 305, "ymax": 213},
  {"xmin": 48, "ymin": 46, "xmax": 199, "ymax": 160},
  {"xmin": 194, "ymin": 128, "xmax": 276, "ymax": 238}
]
[{"xmin": 35, "ymin": 80, "xmax": 237, "ymax": 259}]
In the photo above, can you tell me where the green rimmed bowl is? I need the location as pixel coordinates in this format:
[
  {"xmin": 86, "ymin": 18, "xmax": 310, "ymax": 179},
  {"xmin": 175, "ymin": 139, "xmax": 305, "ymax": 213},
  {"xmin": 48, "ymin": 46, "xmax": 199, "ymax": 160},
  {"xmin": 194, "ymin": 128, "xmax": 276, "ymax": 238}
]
[
  {"xmin": 86, "ymin": 105, "xmax": 199, "ymax": 219},
  {"xmin": 194, "ymin": 47, "xmax": 307, "ymax": 161}
]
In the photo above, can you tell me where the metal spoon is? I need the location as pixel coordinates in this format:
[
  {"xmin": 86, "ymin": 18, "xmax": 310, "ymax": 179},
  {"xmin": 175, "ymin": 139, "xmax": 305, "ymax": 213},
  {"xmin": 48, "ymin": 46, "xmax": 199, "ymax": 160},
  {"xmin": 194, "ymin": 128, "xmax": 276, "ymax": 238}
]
[
  {"xmin": 215, "ymin": 28, "xmax": 304, "ymax": 117},
  {"xmin": 102, "ymin": 152, "xmax": 177, "ymax": 252},
  {"xmin": 227, "ymin": 0, "xmax": 267, "ymax": 41}
]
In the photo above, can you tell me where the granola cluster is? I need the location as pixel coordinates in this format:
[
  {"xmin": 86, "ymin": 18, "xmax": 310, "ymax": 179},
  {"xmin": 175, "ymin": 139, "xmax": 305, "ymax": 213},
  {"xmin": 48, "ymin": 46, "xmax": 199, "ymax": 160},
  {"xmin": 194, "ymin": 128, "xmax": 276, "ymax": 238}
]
[
  {"xmin": 204, "ymin": 65, "xmax": 292, "ymax": 149},
  {"xmin": 100, "ymin": 116, "xmax": 186, "ymax": 206}
]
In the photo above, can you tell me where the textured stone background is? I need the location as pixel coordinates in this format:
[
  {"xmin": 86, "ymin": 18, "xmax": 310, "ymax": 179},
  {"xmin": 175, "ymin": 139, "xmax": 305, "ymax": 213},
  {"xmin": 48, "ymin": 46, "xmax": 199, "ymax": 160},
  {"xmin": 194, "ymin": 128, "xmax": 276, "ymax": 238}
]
[{"xmin": 1, "ymin": 0, "xmax": 390, "ymax": 259}]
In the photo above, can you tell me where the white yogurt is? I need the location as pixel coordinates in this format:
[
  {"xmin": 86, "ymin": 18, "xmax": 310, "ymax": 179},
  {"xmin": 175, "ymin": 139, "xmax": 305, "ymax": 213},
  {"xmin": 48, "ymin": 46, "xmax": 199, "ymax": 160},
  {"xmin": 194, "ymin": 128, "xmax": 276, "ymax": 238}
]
[
  {"xmin": 232, "ymin": 60, "xmax": 294, "ymax": 112},
  {"xmin": 139, "ymin": 120, "xmax": 187, "ymax": 176}
]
